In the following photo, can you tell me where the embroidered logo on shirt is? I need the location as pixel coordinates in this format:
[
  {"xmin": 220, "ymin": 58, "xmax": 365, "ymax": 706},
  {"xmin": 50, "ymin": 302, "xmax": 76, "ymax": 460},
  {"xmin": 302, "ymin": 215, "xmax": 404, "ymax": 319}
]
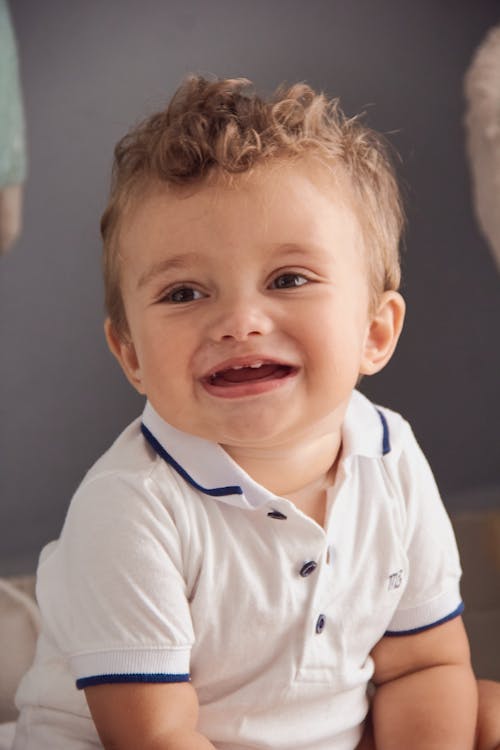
[{"xmin": 388, "ymin": 569, "xmax": 404, "ymax": 590}]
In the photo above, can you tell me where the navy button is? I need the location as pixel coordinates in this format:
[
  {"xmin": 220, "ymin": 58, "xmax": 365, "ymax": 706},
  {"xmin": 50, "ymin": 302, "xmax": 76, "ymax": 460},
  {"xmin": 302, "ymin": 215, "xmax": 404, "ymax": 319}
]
[
  {"xmin": 267, "ymin": 510, "xmax": 287, "ymax": 520},
  {"xmin": 315, "ymin": 614, "xmax": 326, "ymax": 634},
  {"xmin": 299, "ymin": 560, "xmax": 318, "ymax": 577}
]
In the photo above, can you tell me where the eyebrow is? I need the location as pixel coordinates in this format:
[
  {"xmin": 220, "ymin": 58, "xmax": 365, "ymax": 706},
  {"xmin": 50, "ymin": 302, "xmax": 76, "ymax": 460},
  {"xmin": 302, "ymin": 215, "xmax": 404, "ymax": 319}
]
[
  {"xmin": 136, "ymin": 252, "xmax": 203, "ymax": 289},
  {"xmin": 272, "ymin": 242, "xmax": 332, "ymax": 262}
]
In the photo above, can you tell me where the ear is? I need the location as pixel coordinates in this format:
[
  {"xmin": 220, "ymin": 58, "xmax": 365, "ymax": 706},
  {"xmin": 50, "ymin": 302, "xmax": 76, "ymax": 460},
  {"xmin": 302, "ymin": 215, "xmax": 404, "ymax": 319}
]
[
  {"xmin": 360, "ymin": 291, "xmax": 406, "ymax": 376},
  {"xmin": 104, "ymin": 318, "xmax": 146, "ymax": 394}
]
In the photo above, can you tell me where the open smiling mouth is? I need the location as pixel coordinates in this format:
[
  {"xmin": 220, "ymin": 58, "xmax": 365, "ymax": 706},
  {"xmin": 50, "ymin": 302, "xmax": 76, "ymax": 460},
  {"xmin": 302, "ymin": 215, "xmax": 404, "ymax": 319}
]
[{"xmin": 203, "ymin": 361, "xmax": 297, "ymax": 393}]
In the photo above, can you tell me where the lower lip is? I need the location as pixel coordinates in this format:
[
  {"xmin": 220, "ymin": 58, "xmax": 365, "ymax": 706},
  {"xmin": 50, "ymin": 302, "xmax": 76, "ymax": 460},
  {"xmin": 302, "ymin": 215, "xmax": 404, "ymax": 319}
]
[{"xmin": 200, "ymin": 368, "xmax": 298, "ymax": 399}]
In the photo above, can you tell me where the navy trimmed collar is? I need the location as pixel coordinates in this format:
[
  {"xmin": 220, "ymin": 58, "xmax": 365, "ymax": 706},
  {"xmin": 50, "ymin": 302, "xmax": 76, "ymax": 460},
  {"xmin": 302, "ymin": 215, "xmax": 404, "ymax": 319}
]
[{"xmin": 141, "ymin": 389, "xmax": 390, "ymax": 507}]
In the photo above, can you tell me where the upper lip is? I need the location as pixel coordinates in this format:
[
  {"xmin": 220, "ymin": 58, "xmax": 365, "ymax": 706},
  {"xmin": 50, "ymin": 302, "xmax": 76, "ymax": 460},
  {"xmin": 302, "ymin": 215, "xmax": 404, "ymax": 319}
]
[{"xmin": 202, "ymin": 355, "xmax": 297, "ymax": 380}]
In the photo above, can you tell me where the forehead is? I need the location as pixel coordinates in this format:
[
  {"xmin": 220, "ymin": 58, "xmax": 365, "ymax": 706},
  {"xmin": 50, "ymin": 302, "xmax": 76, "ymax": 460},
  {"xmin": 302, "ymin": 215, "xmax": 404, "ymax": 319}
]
[{"xmin": 117, "ymin": 157, "xmax": 365, "ymax": 269}]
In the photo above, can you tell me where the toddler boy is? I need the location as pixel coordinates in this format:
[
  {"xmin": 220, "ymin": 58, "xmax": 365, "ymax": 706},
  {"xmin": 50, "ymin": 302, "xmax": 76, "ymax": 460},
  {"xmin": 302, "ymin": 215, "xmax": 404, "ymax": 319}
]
[{"xmin": 14, "ymin": 77, "xmax": 498, "ymax": 749}]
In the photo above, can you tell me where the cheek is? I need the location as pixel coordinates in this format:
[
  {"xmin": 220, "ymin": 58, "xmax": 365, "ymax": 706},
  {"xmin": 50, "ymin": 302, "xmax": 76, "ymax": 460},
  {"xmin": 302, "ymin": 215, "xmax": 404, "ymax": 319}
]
[
  {"xmin": 142, "ymin": 322, "xmax": 196, "ymax": 378},
  {"xmin": 306, "ymin": 320, "xmax": 368, "ymax": 379}
]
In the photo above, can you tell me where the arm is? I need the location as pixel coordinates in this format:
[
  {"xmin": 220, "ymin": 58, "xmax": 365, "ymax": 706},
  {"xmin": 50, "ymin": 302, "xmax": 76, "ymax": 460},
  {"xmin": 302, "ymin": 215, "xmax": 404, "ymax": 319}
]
[
  {"xmin": 370, "ymin": 616, "xmax": 478, "ymax": 750},
  {"xmin": 85, "ymin": 682, "xmax": 216, "ymax": 750}
]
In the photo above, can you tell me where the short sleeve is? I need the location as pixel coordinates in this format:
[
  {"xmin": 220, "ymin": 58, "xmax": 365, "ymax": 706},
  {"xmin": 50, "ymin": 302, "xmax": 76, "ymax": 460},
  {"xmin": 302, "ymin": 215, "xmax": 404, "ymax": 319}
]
[
  {"xmin": 36, "ymin": 470, "xmax": 195, "ymax": 688},
  {"xmin": 385, "ymin": 421, "xmax": 463, "ymax": 635}
]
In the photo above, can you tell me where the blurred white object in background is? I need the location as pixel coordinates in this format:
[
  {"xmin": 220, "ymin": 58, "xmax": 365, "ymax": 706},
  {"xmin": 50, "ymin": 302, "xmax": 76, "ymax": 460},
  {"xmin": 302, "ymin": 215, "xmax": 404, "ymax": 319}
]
[
  {"xmin": 0, "ymin": 0, "xmax": 27, "ymax": 255},
  {"xmin": 465, "ymin": 25, "xmax": 500, "ymax": 273},
  {"xmin": 0, "ymin": 578, "xmax": 40, "ymax": 724}
]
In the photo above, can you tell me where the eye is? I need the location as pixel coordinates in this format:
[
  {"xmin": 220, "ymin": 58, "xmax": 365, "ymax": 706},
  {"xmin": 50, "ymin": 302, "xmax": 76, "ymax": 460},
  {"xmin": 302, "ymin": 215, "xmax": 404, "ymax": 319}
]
[
  {"xmin": 162, "ymin": 286, "xmax": 205, "ymax": 304},
  {"xmin": 270, "ymin": 273, "xmax": 309, "ymax": 290}
]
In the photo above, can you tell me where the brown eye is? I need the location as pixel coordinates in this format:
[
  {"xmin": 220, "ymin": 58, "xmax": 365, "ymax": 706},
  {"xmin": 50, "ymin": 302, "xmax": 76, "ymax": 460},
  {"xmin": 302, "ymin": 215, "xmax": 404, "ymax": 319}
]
[
  {"xmin": 271, "ymin": 273, "xmax": 308, "ymax": 289},
  {"xmin": 164, "ymin": 286, "xmax": 204, "ymax": 303}
]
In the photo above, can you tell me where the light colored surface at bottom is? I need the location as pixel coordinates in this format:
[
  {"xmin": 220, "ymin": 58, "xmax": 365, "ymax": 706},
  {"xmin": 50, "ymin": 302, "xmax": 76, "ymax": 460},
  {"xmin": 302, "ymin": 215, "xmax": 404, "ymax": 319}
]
[{"xmin": 0, "ymin": 721, "xmax": 15, "ymax": 750}]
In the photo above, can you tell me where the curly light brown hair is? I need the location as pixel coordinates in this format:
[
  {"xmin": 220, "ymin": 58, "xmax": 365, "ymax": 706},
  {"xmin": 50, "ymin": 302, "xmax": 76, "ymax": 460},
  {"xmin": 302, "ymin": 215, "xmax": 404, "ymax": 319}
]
[{"xmin": 101, "ymin": 75, "xmax": 404, "ymax": 335}]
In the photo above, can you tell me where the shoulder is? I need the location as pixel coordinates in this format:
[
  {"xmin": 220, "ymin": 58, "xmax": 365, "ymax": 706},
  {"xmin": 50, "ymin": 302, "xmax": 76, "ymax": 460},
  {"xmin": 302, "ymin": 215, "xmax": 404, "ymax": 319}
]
[
  {"xmin": 37, "ymin": 417, "xmax": 199, "ymax": 601},
  {"xmin": 374, "ymin": 402, "xmax": 418, "ymax": 462},
  {"xmin": 347, "ymin": 389, "xmax": 417, "ymax": 461},
  {"xmin": 60, "ymin": 416, "xmax": 193, "ymax": 540},
  {"xmin": 84, "ymin": 415, "xmax": 159, "ymax": 481},
  {"xmin": 352, "ymin": 396, "xmax": 457, "ymax": 554},
  {"xmin": 347, "ymin": 391, "xmax": 439, "ymax": 513}
]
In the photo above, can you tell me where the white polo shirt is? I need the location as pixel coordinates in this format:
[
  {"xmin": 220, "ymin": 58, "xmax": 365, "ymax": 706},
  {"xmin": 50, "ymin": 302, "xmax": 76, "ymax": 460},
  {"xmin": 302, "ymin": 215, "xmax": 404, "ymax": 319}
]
[{"xmin": 15, "ymin": 390, "xmax": 463, "ymax": 750}]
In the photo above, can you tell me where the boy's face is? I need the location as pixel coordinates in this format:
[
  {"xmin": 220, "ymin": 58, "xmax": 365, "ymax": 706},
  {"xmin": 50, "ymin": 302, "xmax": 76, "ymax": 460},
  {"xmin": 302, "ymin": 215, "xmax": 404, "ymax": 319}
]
[{"xmin": 108, "ymin": 160, "xmax": 400, "ymax": 454}]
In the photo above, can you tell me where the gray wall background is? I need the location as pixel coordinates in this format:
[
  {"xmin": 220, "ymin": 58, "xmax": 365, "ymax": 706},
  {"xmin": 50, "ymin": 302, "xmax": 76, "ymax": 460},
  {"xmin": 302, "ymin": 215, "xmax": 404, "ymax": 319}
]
[{"xmin": 1, "ymin": 0, "xmax": 499, "ymax": 575}]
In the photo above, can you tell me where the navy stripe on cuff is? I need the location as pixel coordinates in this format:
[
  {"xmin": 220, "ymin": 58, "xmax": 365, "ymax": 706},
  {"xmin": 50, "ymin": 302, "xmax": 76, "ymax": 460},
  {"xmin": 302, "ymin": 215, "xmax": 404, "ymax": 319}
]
[
  {"xmin": 384, "ymin": 601, "xmax": 464, "ymax": 637},
  {"xmin": 76, "ymin": 673, "xmax": 190, "ymax": 690}
]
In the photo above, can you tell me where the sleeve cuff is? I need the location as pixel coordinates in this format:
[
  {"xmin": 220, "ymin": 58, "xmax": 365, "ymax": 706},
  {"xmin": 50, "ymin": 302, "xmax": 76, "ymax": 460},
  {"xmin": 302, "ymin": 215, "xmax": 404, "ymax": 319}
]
[
  {"xmin": 71, "ymin": 646, "xmax": 191, "ymax": 689},
  {"xmin": 385, "ymin": 586, "xmax": 464, "ymax": 636}
]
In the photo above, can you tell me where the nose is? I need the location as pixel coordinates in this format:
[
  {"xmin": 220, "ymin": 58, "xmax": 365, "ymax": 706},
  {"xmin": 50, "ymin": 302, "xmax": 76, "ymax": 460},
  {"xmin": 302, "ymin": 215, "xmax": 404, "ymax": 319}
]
[{"xmin": 206, "ymin": 295, "xmax": 274, "ymax": 342}]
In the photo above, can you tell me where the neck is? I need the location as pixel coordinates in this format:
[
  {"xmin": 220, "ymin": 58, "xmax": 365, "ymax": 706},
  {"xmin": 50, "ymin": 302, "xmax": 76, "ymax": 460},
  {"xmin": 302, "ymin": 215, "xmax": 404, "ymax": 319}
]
[{"xmin": 221, "ymin": 429, "xmax": 342, "ymax": 499}]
